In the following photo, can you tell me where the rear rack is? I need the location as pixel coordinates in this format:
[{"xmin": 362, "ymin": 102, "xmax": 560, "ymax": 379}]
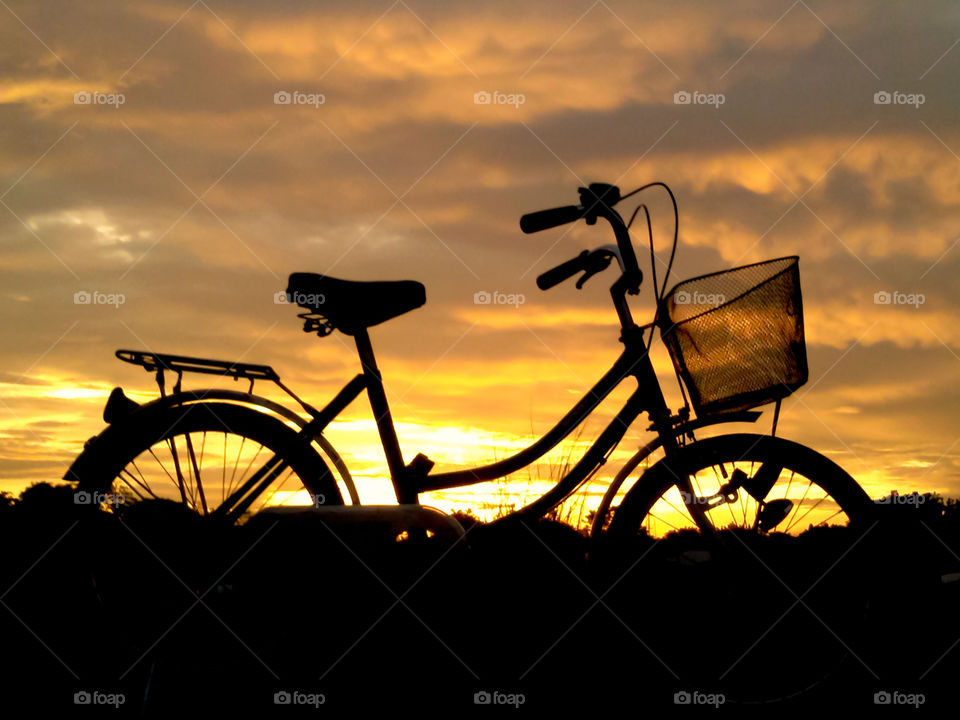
[
  {"xmin": 114, "ymin": 349, "xmax": 364, "ymax": 437},
  {"xmin": 116, "ymin": 350, "xmax": 279, "ymax": 382}
]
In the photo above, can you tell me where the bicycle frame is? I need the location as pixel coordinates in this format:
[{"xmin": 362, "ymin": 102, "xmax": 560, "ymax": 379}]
[
  {"xmin": 349, "ymin": 318, "xmax": 670, "ymax": 508},
  {"xmin": 313, "ymin": 321, "xmax": 763, "ymax": 525},
  {"xmin": 290, "ymin": 201, "xmax": 675, "ymax": 514},
  {"xmin": 298, "ymin": 280, "xmax": 686, "ymax": 524},
  {"xmin": 296, "ymin": 197, "xmax": 770, "ymax": 528},
  {"xmin": 269, "ymin": 201, "xmax": 743, "ymax": 523}
]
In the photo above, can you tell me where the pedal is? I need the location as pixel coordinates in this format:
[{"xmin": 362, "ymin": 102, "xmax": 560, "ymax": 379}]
[{"xmin": 756, "ymin": 499, "xmax": 793, "ymax": 532}]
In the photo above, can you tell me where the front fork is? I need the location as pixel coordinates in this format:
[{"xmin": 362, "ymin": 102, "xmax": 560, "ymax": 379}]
[
  {"xmin": 659, "ymin": 435, "xmax": 790, "ymax": 539},
  {"xmin": 630, "ymin": 331, "xmax": 721, "ymax": 539},
  {"xmin": 657, "ymin": 429, "xmax": 718, "ymax": 538}
]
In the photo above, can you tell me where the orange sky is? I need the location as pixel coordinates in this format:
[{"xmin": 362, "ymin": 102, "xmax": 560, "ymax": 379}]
[{"xmin": 2, "ymin": 0, "xmax": 960, "ymax": 522}]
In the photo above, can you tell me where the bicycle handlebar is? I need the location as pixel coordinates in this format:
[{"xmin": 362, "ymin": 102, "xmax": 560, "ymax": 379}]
[
  {"xmin": 537, "ymin": 249, "xmax": 615, "ymax": 290},
  {"xmin": 522, "ymin": 183, "xmax": 644, "ymax": 296},
  {"xmin": 520, "ymin": 205, "xmax": 584, "ymax": 234},
  {"xmin": 536, "ymin": 250, "xmax": 590, "ymax": 290}
]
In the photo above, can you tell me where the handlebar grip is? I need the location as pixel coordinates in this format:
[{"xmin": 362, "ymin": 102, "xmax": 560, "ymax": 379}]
[
  {"xmin": 520, "ymin": 205, "xmax": 584, "ymax": 234},
  {"xmin": 536, "ymin": 251, "xmax": 589, "ymax": 290}
]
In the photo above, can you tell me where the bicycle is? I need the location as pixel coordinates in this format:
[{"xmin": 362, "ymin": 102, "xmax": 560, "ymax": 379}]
[{"xmin": 65, "ymin": 181, "xmax": 874, "ymax": 542}]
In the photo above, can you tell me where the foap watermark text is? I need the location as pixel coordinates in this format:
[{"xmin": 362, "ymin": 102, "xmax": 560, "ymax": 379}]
[{"xmin": 474, "ymin": 290, "xmax": 525, "ymax": 307}]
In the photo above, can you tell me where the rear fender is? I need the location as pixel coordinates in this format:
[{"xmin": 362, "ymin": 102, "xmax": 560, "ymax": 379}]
[{"xmin": 64, "ymin": 388, "xmax": 359, "ymax": 503}]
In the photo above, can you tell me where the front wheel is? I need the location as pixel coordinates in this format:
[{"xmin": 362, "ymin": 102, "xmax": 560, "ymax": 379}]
[
  {"xmin": 608, "ymin": 433, "xmax": 873, "ymax": 539},
  {"xmin": 69, "ymin": 402, "xmax": 344, "ymax": 522},
  {"xmin": 602, "ymin": 434, "xmax": 877, "ymax": 704}
]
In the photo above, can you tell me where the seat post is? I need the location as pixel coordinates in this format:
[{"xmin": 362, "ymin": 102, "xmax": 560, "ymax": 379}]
[{"xmin": 353, "ymin": 329, "xmax": 415, "ymax": 503}]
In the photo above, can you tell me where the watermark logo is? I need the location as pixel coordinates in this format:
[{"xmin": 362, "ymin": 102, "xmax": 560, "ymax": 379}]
[
  {"xmin": 74, "ymin": 91, "xmax": 125, "ymax": 108},
  {"xmin": 674, "ymin": 90, "xmax": 725, "ymax": 108},
  {"xmin": 473, "ymin": 690, "xmax": 525, "ymax": 707},
  {"xmin": 74, "ymin": 490, "xmax": 125, "ymax": 507},
  {"xmin": 274, "ymin": 90, "xmax": 325, "ymax": 108},
  {"xmin": 473, "ymin": 290, "xmax": 525, "ymax": 308},
  {"xmin": 674, "ymin": 290, "xmax": 725, "ymax": 307},
  {"xmin": 874, "ymin": 690, "xmax": 925, "ymax": 707},
  {"xmin": 674, "ymin": 690, "xmax": 725, "ymax": 707},
  {"xmin": 474, "ymin": 90, "xmax": 525, "ymax": 108},
  {"xmin": 276, "ymin": 290, "xmax": 325, "ymax": 306},
  {"xmin": 309, "ymin": 493, "xmax": 326, "ymax": 507},
  {"xmin": 273, "ymin": 690, "xmax": 325, "ymax": 707},
  {"xmin": 874, "ymin": 90, "xmax": 925, "ymax": 108},
  {"xmin": 74, "ymin": 690, "xmax": 125, "ymax": 708},
  {"xmin": 74, "ymin": 290, "xmax": 126, "ymax": 308},
  {"xmin": 875, "ymin": 491, "xmax": 926, "ymax": 507},
  {"xmin": 679, "ymin": 490, "xmax": 714, "ymax": 506},
  {"xmin": 873, "ymin": 290, "xmax": 925, "ymax": 308}
]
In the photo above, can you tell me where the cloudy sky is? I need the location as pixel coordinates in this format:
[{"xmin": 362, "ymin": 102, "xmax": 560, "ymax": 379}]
[{"xmin": 1, "ymin": 0, "xmax": 959, "ymax": 518}]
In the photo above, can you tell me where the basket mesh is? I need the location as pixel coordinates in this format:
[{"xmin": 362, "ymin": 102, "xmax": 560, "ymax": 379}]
[{"xmin": 660, "ymin": 257, "xmax": 807, "ymax": 415}]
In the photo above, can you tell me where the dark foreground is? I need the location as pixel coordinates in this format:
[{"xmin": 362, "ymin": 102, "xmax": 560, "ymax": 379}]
[{"xmin": 1, "ymin": 486, "xmax": 958, "ymax": 716}]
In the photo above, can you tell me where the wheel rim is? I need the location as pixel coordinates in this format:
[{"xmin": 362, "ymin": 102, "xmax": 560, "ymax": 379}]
[
  {"xmin": 109, "ymin": 429, "xmax": 323, "ymax": 517},
  {"xmin": 610, "ymin": 435, "xmax": 871, "ymax": 540},
  {"xmin": 78, "ymin": 404, "xmax": 339, "ymax": 521},
  {"xmin": 641, "ymin": 458, "xmax": 853, "ymax": 538},
  {"xmin": 603, "ymin": 436, "xmax": 875, "ymax": 703}
]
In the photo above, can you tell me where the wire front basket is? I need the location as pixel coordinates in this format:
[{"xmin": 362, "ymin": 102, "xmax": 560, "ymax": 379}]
[{"xmin": 659, "ymin": 256, "xmax": 808, "ymax": 415}]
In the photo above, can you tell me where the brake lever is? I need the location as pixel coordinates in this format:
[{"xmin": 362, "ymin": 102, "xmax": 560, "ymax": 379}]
[
  {"xmin": 595, "ymin": 244, "xmax": 624, "ymax": 272},
  {"xmin": 575, "ymin": 252, "xmax": 613, "ymax": 289}
]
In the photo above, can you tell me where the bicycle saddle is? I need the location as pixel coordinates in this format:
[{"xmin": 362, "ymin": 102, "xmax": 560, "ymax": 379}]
[{"xmin": 286, "ymin": 273, "xmax": 426, "ymax": 336}]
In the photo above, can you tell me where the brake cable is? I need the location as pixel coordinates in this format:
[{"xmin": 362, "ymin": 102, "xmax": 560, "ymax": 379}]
[{"xmin": 620, "ymin": 182, "xmax": 690, "ymax": 411}]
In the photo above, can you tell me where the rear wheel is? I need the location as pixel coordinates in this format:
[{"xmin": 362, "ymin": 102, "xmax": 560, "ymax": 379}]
[
  {"xmin": 72, "ymin": 402, "xmax": 343, "ymax": 522},
  {"xmin": 68, "ymin": 402, "xmax": 347, "ymax": 705}
]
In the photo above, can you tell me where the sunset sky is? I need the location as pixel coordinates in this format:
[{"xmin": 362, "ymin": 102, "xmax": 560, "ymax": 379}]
[{"xmin": 2, "ymin": 0, "xmax": 959, "ymax": 521}]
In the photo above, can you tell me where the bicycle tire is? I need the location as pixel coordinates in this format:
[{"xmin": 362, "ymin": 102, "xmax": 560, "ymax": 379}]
[
  {"xmin": 602, "ymin": 433, "xmax": 877, "ymax": 705},
  {"xmin": 607, "ymin": 433, "xmax": 873, "ymax": 538},
  {"xmin": 70, "ymin": 402, "xmax": 343, "ymax": 520}
]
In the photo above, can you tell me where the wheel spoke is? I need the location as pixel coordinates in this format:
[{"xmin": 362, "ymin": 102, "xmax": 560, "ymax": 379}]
[
  {"xmin": 166, "ymin": 436, "xmax": 190, "ymax": 506},
  {"xmin": 737, "ymin": 468, "xmax": 748, "ymax": 528},
  {"xmin": 715, "ymin": 463, "xmax": 738, "ymax": 529},
  {"xmin": 229, "ymin": 436, "xmax": 247, "ymax": 494},
  {"xmin": 785, "ymin": 491, "xmax": 828, "ymax": 533},
  {"xmin": 809, "ymin": 506, "xmax": 844, "ymax": 528},
  {"xmin": 784, "ymin": 469, "xmax": 796, "ymax": 500},
  {"xmin": 784, "ymin": 480, "xmax": 814, "ymax": 533},
  {"xmin": 121, "ymin": 464, "xmax": 158, "ymax": 499},
  {"xmin": 648, "ymin": 511, "xmax": 681, "ymax": 533},
  {"xmin": 117, "ymin": 470, "xmax": 149, "ymax": 500},
  {"xmin": 184, "ymin": 432, "xmax": 208, "ymax": 514},
  {"xmin": 262, "ymin": 468, "xmax": 299, "ymax": 508},
  {"xmin": 76, "ymin": 404, "xmax": 340, "ymax": 526},
  {"xmin": 128, "ymin": 459, "xmax": 151, "ymax": 492},
  {"xmin": 660, "ymin": 493, "xmax": 692, "ymax": 528},
  {"xmin": 221, "ymin": 433, "xmax": 228, "ymax": 504},
  {"xmin": 236, "ymin": 444, "xmax": 265, "ymax": 487},
  {"xmin": 147, "ymin": 447, "xmax": 183, "ymax": 497}
]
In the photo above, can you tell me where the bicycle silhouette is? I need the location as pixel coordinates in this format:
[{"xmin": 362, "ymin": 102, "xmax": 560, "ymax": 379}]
[{"xmin": 65, "ymin": 181, "xmax": 874, "ymax": 541}]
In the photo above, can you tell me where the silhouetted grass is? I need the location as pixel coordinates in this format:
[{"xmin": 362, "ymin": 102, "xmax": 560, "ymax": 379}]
[{"xmin": 0, "ymin": 482, "xmax": 957, "ymax": 714}]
